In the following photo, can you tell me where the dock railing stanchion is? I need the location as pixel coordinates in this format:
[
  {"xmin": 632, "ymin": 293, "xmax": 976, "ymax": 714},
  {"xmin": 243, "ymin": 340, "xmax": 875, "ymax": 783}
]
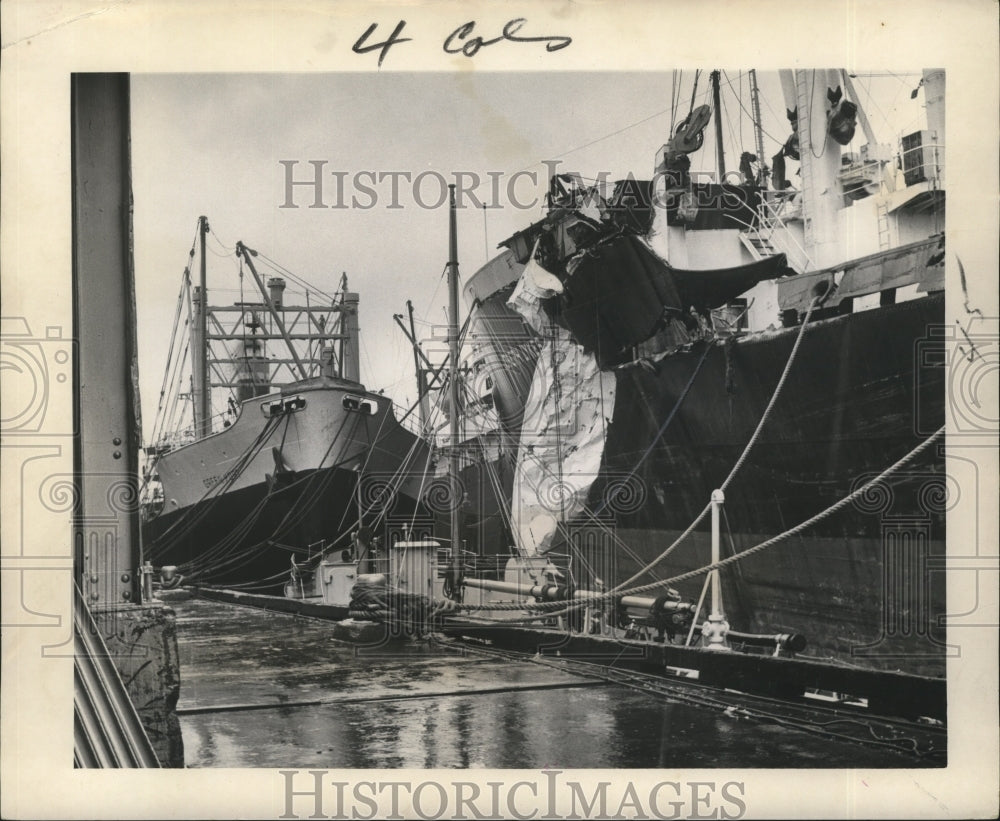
[
  {"xmin": 704, "ymin": 489, "xmax": 731, "ymax": 651},
  {"xmin": 141, "ymin": 561, "xmax": 155, "ymax": 603}
]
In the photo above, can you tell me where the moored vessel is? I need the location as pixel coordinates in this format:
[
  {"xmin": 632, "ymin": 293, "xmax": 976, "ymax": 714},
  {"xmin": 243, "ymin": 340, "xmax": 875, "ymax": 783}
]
[
  {"xmin": 141, "ymin": 220, "xmax": 428, "ymax": 591},
  {"xmin": 420, "ymin": 69, "xmax": 952, "ymax": 677}
]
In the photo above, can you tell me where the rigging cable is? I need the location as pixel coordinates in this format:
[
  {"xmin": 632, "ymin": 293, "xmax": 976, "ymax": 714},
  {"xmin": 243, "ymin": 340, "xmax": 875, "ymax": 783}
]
[
  {"xmin": 689, "ymin": 69, "xmax": 701, "ymax": 116},
  {"xmin": 721, "ymin": 70, "xmax": 784, "ymax": 147},
  {"xmin": 669, "ymin": 69, "xmax": 681, "ymax": 133},
  {"xmin": 149, "ymin": 270, "xmax": 193, "ymax": 448},
  {"xmin": 253, "ymin": 249, "xmax": 340, "ymax": 304},
  {"xmin": 149, "ymin": 222, "xmax": 199, "ymax": 446},
  {"xmin": 809, "ymin": 69, "xmax": 828, "ymax": 160},
  {"xmin": 159, "ymin": 332, "xmax": 191, "ymax": 448},
  {"xmin": 566, "ymin": 296, "xmax": 821, "ymax": 595},
  {"xmin": 632, "ymin": 425, "xmax": 946, "ymax": 594},
  {"xmin": 192, "ymin": 406, "xmax": 360, "ymax": 573},
  {"xmin": 162, "ymin": 283, "xmax": 196, "ymax": 446},
  {"xmin": 146, "ymin": 414, "xmax": 284, "ymax": 555},
  {"xmin": 185, "ymin": 412, "xmax": 359, "ymax": 580}
]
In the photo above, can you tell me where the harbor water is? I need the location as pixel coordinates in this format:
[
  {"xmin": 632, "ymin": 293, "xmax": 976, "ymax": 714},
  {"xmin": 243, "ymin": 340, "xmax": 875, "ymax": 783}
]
[{"xmin": 167, "ymin": 593, "xmax": 935, "ymax": 769}]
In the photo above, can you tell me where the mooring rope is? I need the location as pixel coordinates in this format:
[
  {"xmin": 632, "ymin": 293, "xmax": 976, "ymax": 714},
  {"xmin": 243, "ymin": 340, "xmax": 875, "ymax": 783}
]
[
  {"xmin": 449, "ymin": 423, "xmax": 944, "ymax": 619},
  {"xmin": 614, "ymin": 296, "xmax": 822, "ymax": 592},
  {"xmin": 619, "ymin": 424, "xmax": 945, "ymax": 595},
  {"xmin": 447, "ymin": 298, "xmax": 821, "ymax": 622},
  {"xmin": 446, "ymin": 298, "xmax": 821, "ymax": 617},
  {"xmin": 462, "ymin": 294, "xmax": 822, "ymax": 617}
]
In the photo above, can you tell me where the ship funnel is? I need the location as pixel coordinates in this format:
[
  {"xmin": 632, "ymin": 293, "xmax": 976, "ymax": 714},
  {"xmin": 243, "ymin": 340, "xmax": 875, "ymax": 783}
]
[{"xmin": 267, "ymin": 277, "xmax": 286, "ymax": 310}]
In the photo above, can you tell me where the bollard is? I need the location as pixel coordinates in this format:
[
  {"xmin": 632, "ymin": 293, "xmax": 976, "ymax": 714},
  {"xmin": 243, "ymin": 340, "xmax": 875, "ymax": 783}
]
[
  {"xmin": 705, "ymin": 489, "xmax": 731, "ymax": 651},
  {"xmin": 141, "ymin": 561, "xmax": 155, "ymax": 602}
]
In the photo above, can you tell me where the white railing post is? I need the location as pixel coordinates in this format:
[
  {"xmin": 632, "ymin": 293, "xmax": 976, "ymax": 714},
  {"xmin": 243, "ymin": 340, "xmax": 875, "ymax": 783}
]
[{"xmin": 704, "ymin": 489, "xmax": 731, "ymax": 651}]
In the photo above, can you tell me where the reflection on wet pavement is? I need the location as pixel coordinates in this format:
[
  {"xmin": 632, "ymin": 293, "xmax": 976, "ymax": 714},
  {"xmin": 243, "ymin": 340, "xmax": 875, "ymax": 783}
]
[{"xmin": 171, "ymin": 594, "xmax": 921, "ymax": 769}]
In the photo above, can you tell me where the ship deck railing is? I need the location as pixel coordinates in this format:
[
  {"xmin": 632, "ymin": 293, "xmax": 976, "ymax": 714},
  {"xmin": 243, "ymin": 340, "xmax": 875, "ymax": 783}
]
[
  {"xmin": 151, "ymin": 406, "xmax": 243, "ymax": 451},
  {"xmin": 391, "ymin": 401, "xmax": 427, "ymax": 438}
]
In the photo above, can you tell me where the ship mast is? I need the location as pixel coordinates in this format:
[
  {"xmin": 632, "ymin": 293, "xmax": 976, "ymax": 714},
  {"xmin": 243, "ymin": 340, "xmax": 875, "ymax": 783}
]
[
  {"xmin": 748, "ymin": 70, "xmax": 769, "ymax": 188},
  {"xmin": 406, "ymin": 299, "xmax": 428, "ymax": 433},
  {"xmin": 781, "ymin": 69, "xmax": 845, "ymax": 270},
  {"xmin": 191, "ymin": 215, "xmax": 211, "ymax": 437},
  {"xmin": 339, "ymin": 282, "xmax": 361, "ymax": 383},
  {"xmin": 446, "ymin": 184, "xmax": 464, "ymax": 582},
  {"xmin": 710, "ymin": 70, "xmax": 726, "ymax": 179}
]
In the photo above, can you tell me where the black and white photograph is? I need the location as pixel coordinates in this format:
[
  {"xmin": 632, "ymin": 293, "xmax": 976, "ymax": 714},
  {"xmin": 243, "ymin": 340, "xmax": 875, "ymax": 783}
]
[{"xmin": 2, "ymin": 1, "xmax": 998, "ymax": 818}]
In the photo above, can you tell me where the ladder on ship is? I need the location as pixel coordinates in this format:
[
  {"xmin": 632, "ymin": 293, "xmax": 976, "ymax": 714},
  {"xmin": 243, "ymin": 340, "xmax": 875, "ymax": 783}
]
[
  {"xmin": 738, "ymin": 200, "xmax": 812, "ymax": 272},
  {"xmin": 740, "ymin": 230, "xmax": 778, "ymax": 261},
  {"xmin": 876, "ymin": 199, "xmax": 892, "ymax": 250}
]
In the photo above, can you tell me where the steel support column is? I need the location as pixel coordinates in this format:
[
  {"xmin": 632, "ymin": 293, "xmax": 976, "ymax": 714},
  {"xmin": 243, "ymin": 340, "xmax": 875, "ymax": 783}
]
[{"xmin": 71, "ymin": 73, "xmax": 142, "ymax": 605}]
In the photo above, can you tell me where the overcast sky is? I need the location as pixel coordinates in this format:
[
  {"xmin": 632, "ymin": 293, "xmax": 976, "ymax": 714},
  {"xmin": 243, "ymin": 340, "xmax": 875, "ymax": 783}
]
[{"xmin": 131, "ymin": 70, "xmax": 930, "ymax": 433}]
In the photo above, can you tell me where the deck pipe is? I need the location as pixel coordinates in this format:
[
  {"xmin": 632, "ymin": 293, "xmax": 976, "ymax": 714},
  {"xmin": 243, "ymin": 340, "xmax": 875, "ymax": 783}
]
[
  {"xmin": 462, "ymin": 576, "xmax": 805, "ymax": 653},
  {"xmin": 462, "ymin": 578, "xmax": 695, "ymax": 614}
]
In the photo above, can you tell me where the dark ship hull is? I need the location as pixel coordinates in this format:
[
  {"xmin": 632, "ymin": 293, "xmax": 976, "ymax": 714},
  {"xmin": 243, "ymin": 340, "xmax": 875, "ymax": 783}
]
[
  {"xmin": 587, "ymin": 292, "xmax": 947, "ymax": 676},
  {"xmin": 455, "ymin": 266, "xmax": 946, "ymax": 676},
  {"xmin": 144, "ymin": 466, "xmax": 363, "ymax": 589},
  {"xmin": 143, "ymin": 378, "xmax": 428, "ymax": 591},
  {"xmin": 430, "ymin": 68, "xmax": 952, "ymax": 679}
]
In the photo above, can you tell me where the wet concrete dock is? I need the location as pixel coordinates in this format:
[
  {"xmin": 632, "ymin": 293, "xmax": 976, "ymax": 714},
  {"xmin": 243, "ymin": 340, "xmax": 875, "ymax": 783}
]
[
  {"xmin": 168, "ymin": 592, "xmax": 937, "ymax": 769},
  {"xmin": 176, "ymin": 608, "xmax": 599, "ymax": 714}
]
